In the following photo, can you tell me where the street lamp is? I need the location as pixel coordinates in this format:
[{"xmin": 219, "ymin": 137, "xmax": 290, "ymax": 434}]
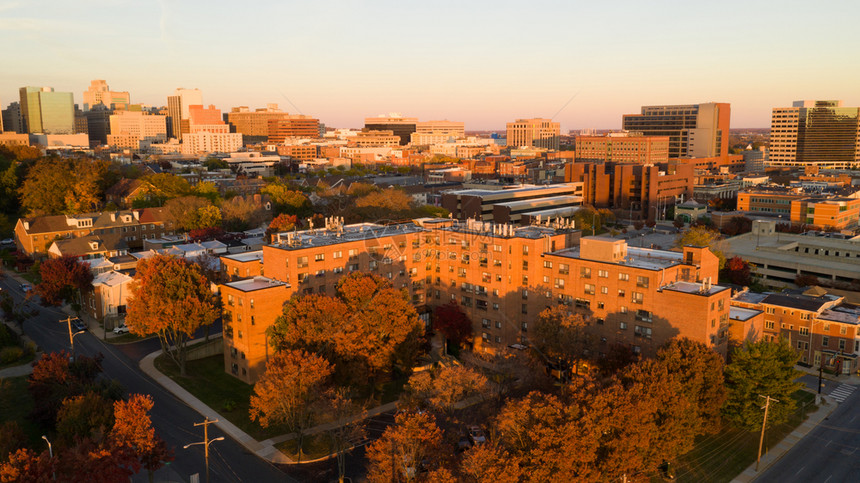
[
  {"xmin": 184, "ymin": 418, "xmax": 224, "ymax": 483},
  {"xmin": 41, "ymin": 435, "xmax": 55, "ymax": 480}
]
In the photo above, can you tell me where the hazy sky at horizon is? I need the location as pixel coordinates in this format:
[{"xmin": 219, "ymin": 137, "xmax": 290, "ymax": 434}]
[{"xmin": 2, "ymin": 0, "xmax": 859, "ymax": 131}]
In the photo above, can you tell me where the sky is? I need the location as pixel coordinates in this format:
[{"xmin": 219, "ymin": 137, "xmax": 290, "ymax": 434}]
[{"xmin": 1, "ymin": 0, "xmax": 859, "ymax": 131}]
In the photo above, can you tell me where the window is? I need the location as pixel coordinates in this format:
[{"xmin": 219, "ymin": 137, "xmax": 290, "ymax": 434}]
[
  {"xmin": 799, "ymin": 327, "xmax": 809, "ymax": 336},
  {"xmin": 822, "ymin": 336, "xmax": 829, "ymax": 347},
  {"xmin": 840, "ymin": 326, "xmax": 848, "ymax": 335},
  {"xmin": 522, "ymin": 246, "xmax": 529, "ymax": 255},
  {"xmin": 618, "ymin": 289, "xmax": 626, "ymax": 297},
  {"xmin": 620, "ymin": 306, "xmax": 628, "ymax": 314},
  {"xmin": 495, "ymin": 321, "xmax": 502, "ymax": 329},
  {"xmin": 634, "ymin": 325, "xmax": 652, "ymax": 339},
  {"xmin": 618, "ymin": 273, "xmax": 629, "ymax": 281},
  {"xmin": 632, "ymin": 292, "xmax": 644, "ymax": 304},
  {"xmin": 559, "ymin": 263, "xmax": 569, "ymax": 275},
  {"xmin": 522, "ymin": 289, "xmax": 529, "ymax": 299},
  {"xmin": 575, "ymin": 298, "xmax": 590, "ymax": 309},
  {"xmin": 584, "ymin": 284, "xmax": 595, "ymax": 295},
  {"xmin": 619, "ymin": 322, "xmax": 627, "ymax": 330},
  {"xmin": 482, "ymin": 318, "xmax": 490, "ymax": 328},
  {"xmin": 297, "ymin": 256, "xmax": 308, "ymax": 268},
  {"xmin": 348, "ymin": 249, "xmax": 359, "ymax": 259},
  {"xmin": 555, "ymin": 278, "xmax": 565, "ymax": 289},
  {"xmin": 765, "ymin": 321, "xmax": 774, "ymax": 329},
  {"xmin": 333, "ymin": 251, "xmax": 342, "ymax": 259},
  {"xmin": 580, "ymin": 267, "xmax": 591, "ymax": 278},
  {"xmin": 766, "ymin": 307, "xmax": 775, "ymax": 314},
  {"xmin": 597, "ymin": 301, "xmax": 605, "ymax": 309},
  {"xmin": 601, "ymin": 286, "xmax": 608, "ymax": 294},
  {"xmin": 543, "ymin": 261, "xmax": 553, "ymax": 268},
  {"xmin": 839, "ymin": 339, "xmax": 846, "ymax": 351},
  {"xmin": 636, "ymin": 276, "xmax": 649, "ymax": 288},
  {"xmin": 598, "ymin": 270, "xmax": 609, "ymax": 278},
  {"xmin": 521, "ymin": 304, "xmax": 528, "ymax": 314},
  {"xmin": 314, "ymin": 253, "xmax": 325, "ymax": 262},
  {"xmin": 635, "ymin": 310, "xmax": 652, "ymax": 322}
]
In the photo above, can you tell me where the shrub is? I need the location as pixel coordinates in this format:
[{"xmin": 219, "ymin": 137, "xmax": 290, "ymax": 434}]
[{"xmin": 0, "ymin": 346, "xmax": 24, "ymax": 365}]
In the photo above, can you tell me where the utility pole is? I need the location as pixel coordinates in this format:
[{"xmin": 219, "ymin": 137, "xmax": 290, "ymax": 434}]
[
  {"xmin": 756, "ymin": 395, "xmax": 779, "ymax": 471},
  {"xmin": 184, "ymin": 418, "xmax": 224, "ymax": 483},
  {"xmin": 60, "ymin": 316, "xmax": 84, "ymax": 360}
]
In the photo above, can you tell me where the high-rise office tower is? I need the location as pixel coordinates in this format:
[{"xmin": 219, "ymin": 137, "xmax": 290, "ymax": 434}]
[
  {"xmin": 769, "ymin": 100, "xmax": 860, "ymax": 169},
  {"xmin": 2, "ymin": 102, "xmax": 24, "ymax": 133},
  {"xmin": 166, "ymin": 88, "xmax": 203, "ymax": 140},
  {"xmin": 364, "ymin": 114, "xmax": 417, "ymax": 145},
  {"xmin": 621, "ymin": 102, "xmax": 730, "ymax": 159},
  {"xmin": 18, "ymin": 86, "xmax": 75, "ymax": 134},
  {"xmin": 82, "ymin": 80, "xmax": 130, "ymax": 111},
  {"xmin": 506, "ymin": 118, "xmax": 561, "ymax": 150}
]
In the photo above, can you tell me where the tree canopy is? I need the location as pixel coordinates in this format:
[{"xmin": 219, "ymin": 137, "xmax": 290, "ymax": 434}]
[
  {"xmin": 164, "ymin": 196, "xmax": 222, "ymax": 231},
  {"xmin": 365, "ymin": 412, "xmax": 452, "ymax": 483},
  {"xmin": 35, "ymin": 255, "xmax": 93, "ymax": 306},
  {"xmin": 125, "ymin": 254, "xmax": 217, "ymax": 375},
  {"xmin": 723, "ymin": 339, "xmax": 803, "ymax": 431},
  {"xmin": 261, "ymin": 183, "xmax": 312, "ymax": 217},
  {"xmin": 19, "ymin": 157, "xmax": 107, "ymax": 216},
  {"xmin": 676, "ymin": 225, "xmax": 726, "ymax": 269},
  {"xmin": 432, "ymin": 301, "xmax": 472, "ymax": 349}
]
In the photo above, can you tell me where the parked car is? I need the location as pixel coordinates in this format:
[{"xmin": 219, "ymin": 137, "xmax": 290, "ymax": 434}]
[
  {"xmin": 20, "ymin": 282, "xmax": 32, "ymax": 293},
  {"xmin": 0, "ymin": 238, "xmax": 13, "ymax": 246},
  {"xmin": 467, "ymin": 426, "xmax": 486, "ymax": 445},
  {"xmin": 71, "ymin": 319, "xmax": 87, "ymax": 332},
  {"xmin": 113, "ymin": 324, "xmax": 130, "ymax": 334}
]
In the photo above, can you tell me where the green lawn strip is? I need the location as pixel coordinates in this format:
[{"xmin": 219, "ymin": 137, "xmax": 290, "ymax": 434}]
[
  {"xmin": 275, "ymin": 432, "xmax": 334, "ymax": 462},
  {"xmin": 671, "ymin": 390, "xmax": 816, "ymax": 483},
  {"xmin": 0, "ymin": 350, "xmax": 36, "ymax": 370},
  {"xmin": 105, "ymin": 333, "xmax": 153, "ymax": 345},
  {"xmin": 153, "ymin": 354, "xmax": 287, "ymax": 441},
  {"xmin": 0, "ymin": 375, "xmax": 45, "ymax": 449}
]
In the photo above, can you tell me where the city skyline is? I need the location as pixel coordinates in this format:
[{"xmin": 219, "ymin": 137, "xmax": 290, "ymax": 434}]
[{"xmin": 1, "ymin": 1, "xmax": 859, "ymax": 130}]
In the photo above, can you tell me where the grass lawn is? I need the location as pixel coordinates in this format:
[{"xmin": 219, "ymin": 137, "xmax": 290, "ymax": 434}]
[
  {"xmin": 670, "ymin": 390, "xmax": 817, "ymax": 483},
  {"xmin": 276, "ymin": 433, "xmax": 333, "ymax": 462},
  {"xmin": 0, "ymin": 350, "xmax": 36, "ymax": 370},
  {"xmin": 154, "ymin": 354, "xmax": 287, "ymax": 441},
  {"xmin": 0, "ymin": 376, "xmax": 45, "ymax": 449},
  {"xmin": 105, "ymin": 333, "xmax": 152, "ymax": 345}
]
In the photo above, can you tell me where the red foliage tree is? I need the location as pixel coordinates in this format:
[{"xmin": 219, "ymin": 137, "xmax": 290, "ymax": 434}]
[
  {"xmin": 110, "ymin": 394, "xmax": 173, "ymax": 478},
  {"xmin": 722, "ymin": 256, "xmax": 752, "ymax": 286},
  {"xmin": 36, "ymin": 255, "xmax": 93, "ymax": 306},
  {"xmin": 188, "ymin": 226, "xmax": 225, "ymax": 242},
  {"xmin": 433, "ymin": 301, "xmax": 473, "ymax": 348},
  {"xmin": 0, "ymin": 448, "xmax": 54, "ymax": 482}
]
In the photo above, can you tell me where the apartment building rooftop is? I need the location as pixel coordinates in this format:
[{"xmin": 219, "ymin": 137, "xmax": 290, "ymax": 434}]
[
  {"xmin": 661, "ymin": 280, "xmax": 729, "ymax": 296},
  {"xmin": 270, "ymin": 219, "xmax": 427, "ymax": 251},
  {"xmin": 553, "ymin": 240, "xmax": 687, "ymax": 271},
  {"xmin": 729, "ymin": 306, "xmax": 762, "ymax": 322},
  {"xmin": 222, "ymin": 250, "xmax": 264, "ymax": 263},
  {"xmin": 224, "ymin": 276, "xmax": 289, "ymax": 293},
  {"xmin": 760, "ymin": 292, "xmax": 841, "ymax": 312},
  {"xmin": 447, "ymin": 183, "xmax": 579, "ymax": 198},
  {"xmin": 439, "ymin": 218, "xmax": 577, "ymax": 240}
]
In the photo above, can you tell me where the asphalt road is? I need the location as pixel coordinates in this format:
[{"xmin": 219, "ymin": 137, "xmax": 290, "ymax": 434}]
[
  {"xmin": 757, "ymin": 383, "xmax": 860, "ymax": 482},
  {"xmin": 1, "ymin": 276, "xmax": 299, "ymax": 483}
]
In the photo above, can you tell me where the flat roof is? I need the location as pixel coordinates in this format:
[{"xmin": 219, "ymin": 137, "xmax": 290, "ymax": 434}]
[
  {"xmin": 730, "ymin": 306, "xmax": 762, "ymax": 321},
  {"xmin": 271, "ymin": 222, "xmax": 427, "ymax": 251},
  {"xmin": 662, "ymin": 280, "xmax": 729, "ymax": 296},
  {"xmin": 447, "ymin": 183, "xmax": 579, "ymax": 198},
  {"xmin": 552, "ymin": 245, "xmax": 685, "ymax": 271},
  {"xmin": 819, "ymin": 304, "xmax": 860, "ymax": 325},
  {"xmin": 222, "ymin": 250, "xmax": 264, "ymax": 262},
  {"xmin": 224, "ymin": 276, "xmax": 288, "ymax": 292},
  {"xmin": 440, "ymin": 223, "xmax": 576, "ymax": 240}
]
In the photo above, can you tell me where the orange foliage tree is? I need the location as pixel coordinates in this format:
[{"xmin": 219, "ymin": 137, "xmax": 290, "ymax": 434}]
[
  {"xmin": 111, "ymin": 394, "xmax": 173, "ymax": 480},
  {"xmin": 249, "ymin": 349, "xmax": 333, "ymax": 462},
  {"xmin": 270, "ymin": 272, "xmax": 423, "ymax": 385},
  {"xmin": 403, "ymin": 365, "xmax": 490, "ymax": 414},
  {"xmin": 364, "ymin": 412, "xmax": 452, "ymax": 483},
  {"xmin": 126, "ymin": 255, "xmax": 217, "ymax": 375}
]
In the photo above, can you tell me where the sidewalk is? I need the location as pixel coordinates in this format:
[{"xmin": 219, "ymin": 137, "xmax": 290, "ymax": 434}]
[
  {"xmin": 0, "ymin": 360, "xmax": 35, "ymax": 378},
  {"xmin": 140, "ymin": 345, "xmax": 400, "ymax": 465},
  {"xmin": 730, "ymin": 395, "xmax": 839, "ymax": 483}
]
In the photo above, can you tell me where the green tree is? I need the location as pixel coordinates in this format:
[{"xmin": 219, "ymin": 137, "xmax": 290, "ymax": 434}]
[
  {"xmin": 220, "ymin": 196, "xmax": 268, "ymax": 231},
  {"xmin": 261, "ymin": 183, "xmax": 312, "ymax": 217},
  {"xmin": 723, "ymin": 339, "xmax": 803, "ymax": 431},
  {"xmin": 675, "ymin": 225, "xmax": 727, "ymax": 269},
  {"xmin": 164, "ymin": 196, "xmax": 221, "ymax": 231},
  {"xmin": 56, "ymin": 391, "xmax": 115, "ymax": 447},
  {"xmin": 203, "ymin": 157, "xmax": 229, "ymax": 171},
  {"xmin": 131, "ymin": 173, "xmax": 192, "ymax": 207},
  {"xmin": 125, "ymin": 255, "xmax": 217, "ymax": 375}
]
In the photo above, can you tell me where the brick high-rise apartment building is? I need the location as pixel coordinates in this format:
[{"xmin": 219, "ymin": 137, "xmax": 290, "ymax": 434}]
[
  {"xmin": 219, "ymin": 217, "xmax": 729, "ymax": 383},
  {"xmin": 575, "ymin": 132, "xmax": 670, "ymax": 164}
]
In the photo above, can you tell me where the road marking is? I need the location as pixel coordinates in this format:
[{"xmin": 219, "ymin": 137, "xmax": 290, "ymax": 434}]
[
  {"xmin": 795, "ymin": 465, "xmax": 805, "ymax": 475},
  {"xmin": 829, "ymin": 384, "xmax": 856, "ymax": 403},
  {"xmin": 824, "ymin": 475, "xmax": 832, "ymax": 483}
]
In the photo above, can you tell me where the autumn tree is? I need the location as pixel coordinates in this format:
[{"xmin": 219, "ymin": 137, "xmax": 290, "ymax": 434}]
[
  {"xmin": 403, "ymin": 365, "xmax": 490, "ymax": 414},
  {"xmin": 722, "ymin": 256, "xmax": 753, "ymax": 286},
  {"xmin": 270, "ymin": 272, "xmax": 423, "ymax": 385},
  {"xmin": 249, "ymin": 349, "xmax": 333, "ymax": 462},
  {"xmin": 433, "ymin": 301, "xmax": 473, "ymax": 352},
  {"xmin": 675, "ymin": 225, "xmax": 726, "ymax": 269},
  {"xmin": 0, "ymin": 448, "xmax": 55, "ymax": 482},
  {"xmin": 723, "ymin": 339, "xmax": 803, "ymax": 431},
  {"xmin": 188, "ymin": 226, "xmax": 225, "ymax": 242},
  {"xmin": 657, "ymin": 338, "xmax": 727, "ymax": 434},
  {"xmin": 265, "ymin": 213, "xmax": 298, "ymax": 241},
  {"xmin": 36, "ymin": 255, "xmax": 94, "ymax": 306},
  {"xmin": 110, "ymin": 394, "xmax": 173, "ymax": 481},
  {"xmin": 56, "ymin": 391, "xmax": 116, "ymax": 446},
  {"xmin": 126, "ymin": 255, "xmax": 217, "ymax": 375},
  {"xmin": 322, "ymin": 388, "xmax": 366, "ymax": 483},
  {"xmin": 794, "ymin": 274, "xmax": 819, "ymax": 287},
  {"xmin": 220, "ymin": 195, "xmax": 269, "ymax": 231},
  {"xmin": 19, "ymin": 157, "xmax": 107, "ymax": 216},
  {"xmin": 261, "ymin": 183, "xmax": 311, "ymax": 217},
  {"xmin": 27, "ymin": 351, "xmax": 106, "ymax": 427},
  {"xmin": 164, "ymin": 195, "xmax": 222, "ymax": 231},
  {"xmin": 531, "ymin": 306, "xmax": 588, "ymax": 373},
  {"xmin": 351, "ymin": 188, "xmax": 413, "ymax": 220},
  {"xmin": 0, "ymin": 421, "xmax": 26, "ymax": 463},
  {"xmin": 492, "ymin": 391, "xmax": 600, "ymax": 481},
  {"xmin": 132, "ymin": 173, "xmax": 192, "ymax": 207},
  {"xmin": 459, "ymin": 443, "xmax": 522, "ymax": 483},
  {"xmin": 365, "ymin": 412, "xmax": 451, "ymax": 483}
]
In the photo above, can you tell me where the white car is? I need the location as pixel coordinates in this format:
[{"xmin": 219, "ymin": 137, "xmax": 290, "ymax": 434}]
[
  {"xmin": 113, "ymin": 324, "xmax": 130, "ymax": 334},
  {"xmin": 20, "ymin": 282, "xmax": 32, "ymax": 293}
]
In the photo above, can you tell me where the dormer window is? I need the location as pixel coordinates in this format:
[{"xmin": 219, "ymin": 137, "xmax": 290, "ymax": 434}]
[
  {"xmin": 89, "ymin": 242, "xmax": 99, "ymax": 250},
  {"xmin": 76, "ymin": 219, "xmax": 93, "ymax": 228},
  {"xmin": 122, "ymin": 215, "xmax": 132, "ymax": 223}
]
